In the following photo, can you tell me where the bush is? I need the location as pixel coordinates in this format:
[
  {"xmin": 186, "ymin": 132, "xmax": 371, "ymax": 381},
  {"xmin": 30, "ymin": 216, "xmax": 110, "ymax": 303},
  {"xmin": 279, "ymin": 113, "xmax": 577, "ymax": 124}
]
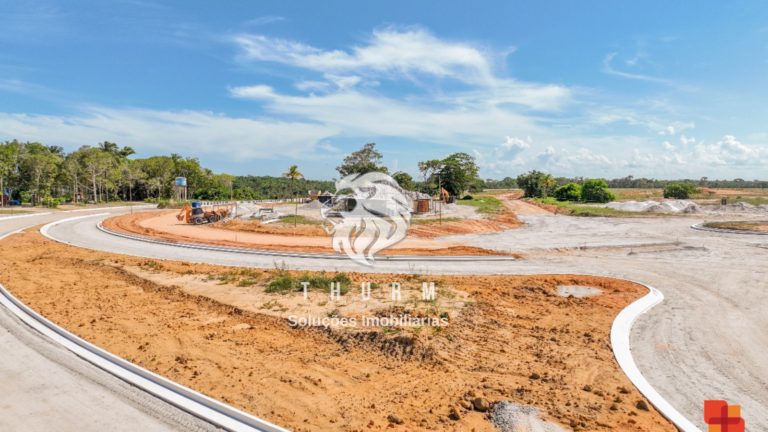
[
  {"xmin": 266, "ymin": 275, "xmax": 296, "ymax": 293},
  {"xmin": 517, "ymin": 170, "xmax": 555, "ymax": 198},
  {"xmin": 553, "ymin": 183, "xmax": 582, "ymax": 201},
  {"xmin": 581, "ymin": 179, "xmax": 615, "ymax": 203},
  {"xmin": 461, "ymin": 195, "xmax": 473, "ymax": 200},
  {"xmin": 663, "ymin": 183, "xmax": 698, "ymax": 199},
  {"xmin": 42, "ymin": 197, "xmax": 59, "ymax": 208},
  {"xmin": 298, "ymin": 272, "xmax": 333, "ymax": 290}
]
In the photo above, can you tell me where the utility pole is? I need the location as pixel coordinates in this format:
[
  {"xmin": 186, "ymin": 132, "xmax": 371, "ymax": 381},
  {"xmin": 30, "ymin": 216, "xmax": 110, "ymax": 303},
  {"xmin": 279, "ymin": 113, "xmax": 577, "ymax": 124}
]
[{"xmin": 438, "ymin": 174, "xmax": 442, "ymax": 225}]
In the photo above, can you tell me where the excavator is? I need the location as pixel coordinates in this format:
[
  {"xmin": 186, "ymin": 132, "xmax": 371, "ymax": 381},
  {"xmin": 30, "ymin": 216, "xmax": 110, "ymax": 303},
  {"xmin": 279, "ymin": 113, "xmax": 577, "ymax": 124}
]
[
  {"xmin": 176, "ymin": 201, "xmax": 231, "ymax": 225},
  {"xmin": 439, "ymin": 188, "xmax": 450, "ymax": 203}
]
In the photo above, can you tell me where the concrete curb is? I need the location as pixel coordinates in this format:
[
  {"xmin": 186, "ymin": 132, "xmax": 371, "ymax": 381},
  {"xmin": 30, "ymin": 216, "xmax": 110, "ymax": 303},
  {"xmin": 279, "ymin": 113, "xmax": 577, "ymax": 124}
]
[
  {"xmin": 95, "ymin": 220, "xmax": 516, "ymax": 262},
  {"xmin": 3, "ymin": 221, "xmax": 290, "ymax": 432},
  {"xmin": 62, "ymin": 204, "xmax": 158, "ymax": 213},
  {"xmin": 611, "ymin": 282, "xmax": 702, "ymax": 432},
  {"xmin": 35, "ymin": 215, "xmax": 701, "ymax": 431},
  {"xmin": 691, "ymin": 222, "xmax": 768, "ymax": 236},
  {"xmin": 0, "ymin": 211, "xmax": 52, "ymax": 220}
]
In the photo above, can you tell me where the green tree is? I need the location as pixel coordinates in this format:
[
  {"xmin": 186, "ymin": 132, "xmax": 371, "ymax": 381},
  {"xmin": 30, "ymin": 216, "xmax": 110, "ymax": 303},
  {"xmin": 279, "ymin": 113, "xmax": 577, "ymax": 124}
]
[
  {"xmin": 0, "ymin": 142, "xmax": 19, "ymax": 207},
  {"xmin": 581, "ymin": 179, "xmax": 615, "ymax": 203},
  {"xmin": 553, "ymin": 183, "xmax": 582, "ymax": 201},
  {"xmin": 336, "ymin": 143, "xmax": 388, "ymax": 177},
  {"xmin": 81, "ymin": 148, "xmax": 113, "ymax": 203},
  {"xmin": 19, "ymin": 143, "xmax": 60, "ymax": 204},
  {"xmin": 282, "ymin": 165, "xmax": 304, "ymax": 227},
  {"xmin": 517, "ymin": 170, "xmax": 554, "ymax": 198},
  {"xmin": 438, "ymin": 153, "xmax": 479, "ymax": 197},
  {"xmin": 392, "ymin": 172, "xmax": 414, "ymax": 191},
  {"xmin": 663, "ymin": 183, "xmax": 698, "ymax": 199}
]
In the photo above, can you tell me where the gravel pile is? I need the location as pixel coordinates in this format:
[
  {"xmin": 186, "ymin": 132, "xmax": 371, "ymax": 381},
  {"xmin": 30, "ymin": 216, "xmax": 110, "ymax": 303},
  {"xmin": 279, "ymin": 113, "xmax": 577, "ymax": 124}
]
[
  {"xmin": 606, "ymin": 200, "xmax": 699, "ymax": 213},
  {"xmin": 299, "ymin": 200, "xmax": 326, "ymax": 210},
  {"xmin": 490, "ymin": 401, "xmax": 567, "ymax": 432}
]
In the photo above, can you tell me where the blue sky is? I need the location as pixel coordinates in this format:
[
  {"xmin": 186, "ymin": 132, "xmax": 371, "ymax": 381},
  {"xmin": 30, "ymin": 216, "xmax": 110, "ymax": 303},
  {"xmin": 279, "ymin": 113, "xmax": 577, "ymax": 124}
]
[{"xmin": 2, "ymin": 0, "xmax": 768, "ymax": 180}]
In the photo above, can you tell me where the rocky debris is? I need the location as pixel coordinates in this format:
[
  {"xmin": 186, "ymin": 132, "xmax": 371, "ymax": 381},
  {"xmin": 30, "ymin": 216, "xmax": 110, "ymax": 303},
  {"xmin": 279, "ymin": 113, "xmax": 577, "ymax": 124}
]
[
  {"xmin": 490, "ymin": 401, "xmax": 568, "ymax": 432},
  {"xmin": 387, "ymin": 414, "xmax": 403, "ymax": 424},
  {"xmin": 636, "ymin": 400, "xmax": 650, "ymax": 411},
  {"xmin": 606, "ymin": 200, "xmax": 699, "ymax": 213},
  {"xmin": 299, "ymin": 200, "xmax": 326, "ymax": 210},
  {"xmin": 473, "ymin": 397, "xmax": 490, "ymax": 412},
  {"xmin": 605, "ymin": 199, "xmax": 768, "ymax": 215},
  {"xmin": 450, "ymin": 406, "xmax": 462, "ymax": 420}
]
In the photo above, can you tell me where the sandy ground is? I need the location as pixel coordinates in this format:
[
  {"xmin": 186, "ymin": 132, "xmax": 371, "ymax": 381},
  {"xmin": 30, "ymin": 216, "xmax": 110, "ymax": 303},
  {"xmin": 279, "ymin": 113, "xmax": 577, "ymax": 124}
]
[
  {"xmin": 0, "ymin": 210, "xmax": 222, "ymax": 432},
  {"xmin": 103, "ymin": 212, "xmax": 512, "ymax": 256},
  {"xmin": 502, "ymin": 199, "xmax": 553, "ymax": 215},
  {"xmin": 50, "ymin": 210, "xmax": 768, "ymax": 431},
  {"xmin": 0, "ymin": 228, "xmax": 673, "ymax": 432}
]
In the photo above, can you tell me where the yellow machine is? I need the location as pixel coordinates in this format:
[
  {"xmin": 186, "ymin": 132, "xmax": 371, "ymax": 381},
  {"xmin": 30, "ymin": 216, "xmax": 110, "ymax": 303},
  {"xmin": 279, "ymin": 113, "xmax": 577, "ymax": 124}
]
[
  {"xmin": 176, "ymin": 202, "xmax": 231, "ymax": 225},
  {"xmin": 439, "ymin": 188, "xmax": 450, "ymax": 203}
]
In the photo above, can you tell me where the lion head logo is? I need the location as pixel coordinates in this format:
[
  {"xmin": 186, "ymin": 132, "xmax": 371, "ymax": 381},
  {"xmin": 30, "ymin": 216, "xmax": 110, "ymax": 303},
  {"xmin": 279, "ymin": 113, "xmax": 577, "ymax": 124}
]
[{"xmin": 320, "ymin": 172, "xmax": 411, "ymax": 266}]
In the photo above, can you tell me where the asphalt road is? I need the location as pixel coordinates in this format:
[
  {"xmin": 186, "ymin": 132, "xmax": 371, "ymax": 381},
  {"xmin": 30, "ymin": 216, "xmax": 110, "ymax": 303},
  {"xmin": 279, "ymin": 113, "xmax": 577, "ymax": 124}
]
[{"xmin": 0, "ymin": 210, "xmax": 222, "ymax": 432}]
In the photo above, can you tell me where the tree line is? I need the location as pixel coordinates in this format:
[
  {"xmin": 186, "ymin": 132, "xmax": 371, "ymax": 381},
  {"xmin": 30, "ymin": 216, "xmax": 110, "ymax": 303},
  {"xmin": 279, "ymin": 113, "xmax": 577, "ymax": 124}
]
[
  {"xmin": 0, "ymin": 140, "xmax": 240, "ymax": 205},
  {"xmin": 2, "ymin": 139, "xmax": 763, "ymax": 207}
]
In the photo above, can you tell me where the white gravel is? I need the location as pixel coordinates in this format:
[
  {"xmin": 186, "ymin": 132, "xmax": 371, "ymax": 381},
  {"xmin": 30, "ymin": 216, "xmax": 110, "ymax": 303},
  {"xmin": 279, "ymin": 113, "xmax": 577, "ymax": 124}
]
[
  {"xmin": 490, "ymin": 401, "xmax": 567, "ymax": 432},
  {"xmin": 557, "ymin": 285, "xmax": 603, "ymax": 298},
  {"xmin": 606, "ymin": 200, "xmax": 768, "ymax": 215}
]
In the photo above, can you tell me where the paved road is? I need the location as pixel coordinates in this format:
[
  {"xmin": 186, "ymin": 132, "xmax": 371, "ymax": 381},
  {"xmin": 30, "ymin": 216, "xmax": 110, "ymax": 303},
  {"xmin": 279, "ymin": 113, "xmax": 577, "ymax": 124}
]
[
  {"xmin": 0, "ymin": 211, "xmax": 221, "ymax": 432},
  {"xmin": 45, "ymin": 212, "xmax": 768, "ymax": 430}
]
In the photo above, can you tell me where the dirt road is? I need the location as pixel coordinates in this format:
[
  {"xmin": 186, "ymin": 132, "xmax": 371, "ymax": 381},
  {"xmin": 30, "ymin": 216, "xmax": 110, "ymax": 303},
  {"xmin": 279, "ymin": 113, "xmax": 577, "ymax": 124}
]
[
  {"xmin": 47, "ymin": 212, "xmax": 768, "ymax": 430},
  {"xmin": 0, "ymin": 211, "xmax": 221, "ymax": 432}
]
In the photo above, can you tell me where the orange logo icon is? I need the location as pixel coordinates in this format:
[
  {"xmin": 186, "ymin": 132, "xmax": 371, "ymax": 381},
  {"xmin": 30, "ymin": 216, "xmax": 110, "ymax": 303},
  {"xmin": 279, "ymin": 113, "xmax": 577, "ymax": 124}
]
[{"xmin": 704, "ymin": 400, "xmax": 744, "ymax": 432}]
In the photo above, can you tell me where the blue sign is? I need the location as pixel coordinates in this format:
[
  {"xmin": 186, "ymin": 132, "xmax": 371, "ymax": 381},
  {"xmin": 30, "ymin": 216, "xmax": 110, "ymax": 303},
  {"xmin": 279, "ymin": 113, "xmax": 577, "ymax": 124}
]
[{"xmin": 175, "ymin": 177, "xmax": 187, "ymax": 187}]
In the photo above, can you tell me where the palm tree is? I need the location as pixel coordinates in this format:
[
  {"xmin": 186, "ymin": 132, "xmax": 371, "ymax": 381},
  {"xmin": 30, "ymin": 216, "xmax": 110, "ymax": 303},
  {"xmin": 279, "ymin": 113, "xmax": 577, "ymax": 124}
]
[
  {"xmin": 282, "ymin": 165, "xmax": 304, "ymax": 227},
  {"xmin": 543, "ymin": 174, "xmax": 557, "ymax": 196}
]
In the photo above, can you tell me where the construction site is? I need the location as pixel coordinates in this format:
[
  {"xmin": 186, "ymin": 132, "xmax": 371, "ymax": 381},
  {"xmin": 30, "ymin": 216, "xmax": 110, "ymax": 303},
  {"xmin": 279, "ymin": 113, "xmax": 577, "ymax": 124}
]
[
  {"xmin": 2, "ymin": 182, "xmax": 768, "ymax": 432},
  {"xmin": 3, "ymin": 3, "xmax": 768, "ymax": 431}
]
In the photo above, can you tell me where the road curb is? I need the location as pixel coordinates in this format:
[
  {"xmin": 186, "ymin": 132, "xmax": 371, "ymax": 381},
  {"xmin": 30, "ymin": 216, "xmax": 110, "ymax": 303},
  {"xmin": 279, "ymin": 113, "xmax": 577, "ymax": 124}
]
[
  {"xmin": 95, "ymin": 219, "xmax": 516, "ymax": 262},
  {"xmin": 34, "ymin": 215, "xmax": 701, "ymax": 431},
  {"xmin": 691, "ymin": 222, "xmax": 768, "ymax": 235},
  {"xmin": 2, "ymin": 220, "xmax": 290, "ymax": 432},
  {"xmin": 0, "ymin": 212, "xmax": 52, "ymax": 220},
  {"xmin": 611, "ymin": 281, "xmax": 702, "ymax": 432}
]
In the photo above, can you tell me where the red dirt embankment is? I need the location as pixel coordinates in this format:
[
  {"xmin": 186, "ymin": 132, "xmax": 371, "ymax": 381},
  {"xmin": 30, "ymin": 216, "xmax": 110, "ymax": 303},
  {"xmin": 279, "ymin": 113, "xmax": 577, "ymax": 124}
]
[
  {"xmin": 103, "ymin": 212, "xmax": 510, "ymax": 256},
  {"xmin": 0, "ymin": 228, "xmax": 675, "ymax": 432}
]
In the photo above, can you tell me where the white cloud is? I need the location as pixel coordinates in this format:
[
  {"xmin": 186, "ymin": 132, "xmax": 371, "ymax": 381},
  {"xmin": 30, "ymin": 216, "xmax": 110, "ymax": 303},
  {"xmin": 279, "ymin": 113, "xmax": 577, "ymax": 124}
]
[
  {"xmin": 602, "ymin": 53, "xmax": 671, "ymax": 84},
  {"xmin": 693, "ymin": 135, "xmax": 768, "ymax": 166},
  {"xmin": 245, "ymin": 16, "xmax": 285, "ymax": 26},
  {"xmin": 230, "ymin": 85, "xmax": 543, "ymax": 146},
  {"xmin": 495, "ymin": 136, "xmax": 530, "ymax": 157},
  {"xmin": 680, "ymin": 135, "xmax": 696, "ymax": 146},
  {"xmin": 233, "ymin": 28, "xmax": 495, "ymax": 85},
  {"xmin": 0, "ymin": 107, "xmax": 338, "ymax": 160},
  {"xmin": 232, "ymin": 28, "xmax": 572, "ymax": 112},
  {"xmin": 663, "ymin": 141, "xmax": 675, "ymax": 151}
]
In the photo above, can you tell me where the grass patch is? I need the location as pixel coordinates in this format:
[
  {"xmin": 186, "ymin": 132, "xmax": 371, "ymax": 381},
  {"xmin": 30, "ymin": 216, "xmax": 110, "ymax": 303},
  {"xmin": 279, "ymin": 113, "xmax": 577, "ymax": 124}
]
[
  {"xmin": 277, "ymin": 215, "xmax": 321, "ymax": 225},
  {"xmin": 0, "ymin": 210, "xmax": 30, "ymax": 215},
  {"xmin": 266, "ymin": 275, "xmax": 297, "ymax": 293},
  {"xmin": 455, "ymin": 196, "xmax": 503, "ymax": 215},
  {"xmin": 534, "ymin": 197, "xmax": 656, "ymax": 217},
  {"xmin": 734, "ymin": 198, "xmax": 768, "ymax": 206}
]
